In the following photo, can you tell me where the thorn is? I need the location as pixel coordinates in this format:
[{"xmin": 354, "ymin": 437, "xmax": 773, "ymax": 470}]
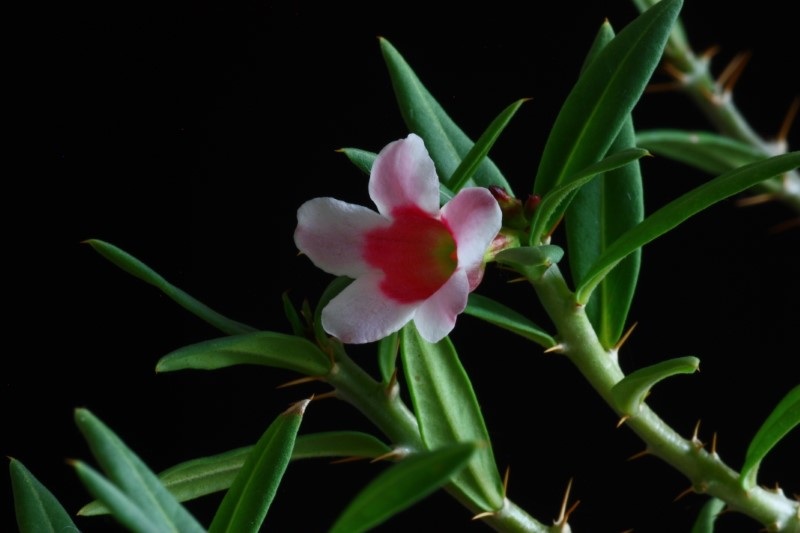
[
  {"xmin": 718, "ymin": 51, "xmax": 752, "ymax": 95},
  {"xmin": 555, "ymin": 478, "xmax": 579, "ymax": 528},
  {"xmin": 616, "ymin": 415, "xmax": 631, "ymax": 428},
  {"xmin": 768, "ymin": 217, "xmax": 800, "ymax": 234},
  {"xmin": 545, "ymin": 214, "xmax": 565, "ymax": 240},
  {"xmin": 646, "ymin": 81, "xmax": 683, "ymax": 94},
  {"xmin": 777, "ymin": 96, "xmax": 799, "ymax": 142},
  {"xmin": 369, "ymin": 449, "xmax": 407, "ymax": 464},
  {"xmin": 472, "ymin": 511, "xmax": 497, "ymax": 521},
  {"xmin": 662, "ymin": 61, "xmax": 688, "ymax": 82},
  {"xmin": 735, "ymin": 193, "xmax": 778, "ymax": 207},
  {"xmin": 544, "ymin": 343, "xmax": 566, "ymax": 354},
  {"xmin": 627, "ymin": 449, "xmax": 650, "ymax": 462},
  {"xmin": 711, "ymin": 432, "xmax": 719, "ymax": 457},
  {"xmin": 673, "ymin": 485, "xmax": 695, "ymax": 502},
  {"xmin": 700, "ymin": 44, "xmax": 721, "ymax": 61},
  {"xmin": 276, "ymin": 376, "xmax": 321, "ymax": 389},
  {"xmin": 312, "ymin": 391, "xmax": 337, "ymax": 402},
  {"xmin": 506, "ymin": 276, "xmax": 528, "ymax": 284},
  {"xmin": 613, "ymin": 322, "xmax": 639, "ymax": 352},
  {"xmin": 502, "ymin": 466, "xmax": 510, "ymax": 498},
  {"xmin": 386, "ymin": 368, "xmax": 398, "ymax": 393},
  {"xmin": 692, "ymin": 420, "xmax": 705, "ymax": 450}
]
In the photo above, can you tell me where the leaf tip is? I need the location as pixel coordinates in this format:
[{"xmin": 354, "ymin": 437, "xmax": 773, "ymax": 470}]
[{"xmin": 284, "ymin": 397, "xmax": 312, "ymax": 417}]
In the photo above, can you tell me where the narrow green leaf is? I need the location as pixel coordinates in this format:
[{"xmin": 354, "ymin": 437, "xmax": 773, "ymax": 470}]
[
  {"xmin": 611, "ymin": 356, "xmax": 700, "ymax": 416},
  {"xmin": 81, "ymin": 432, "xmax": 391, "ymax": 515},
  {"xmin": 378, "ymin": 331, "xmax": 400, "ymax": 383},
  {"xmin": 447, "ymin": 99, "xmax": 527, "ymax": 193},
  {"xmin": 464, "ymin": 293, "xmax": 556, "ymax": 348},
  {"xmin": 379, "ymin": 38, "xmax": 513, "ymax": 193},
  {"xmin": 313, "ymin": 276, "xmax": 353, "ymax": 345},
  {"xmin": 576, "ymin": 152, "xmax": 800, "ymax": 304},
  {"xmin": 636, "ymin": 129, "xmax": 765, "ymax": 175},
  {"xmin": 281, "ymin": 292, "xmax": 305, "ymax": 337},
  {"xmin": 691, "ymin": 498, "xmax": 726, "ymax": 533},
  {"xmin": 567, "ymin": 22, "xmax": 644, "ymax": 348},
  {"xmin": 400, "ymin": 325, "xmax": 504, "ymax": 511},
  {"xmin": 530, "ymin": 148, "xmax": 648, "ymax": 245},
  {"xmin": 338, "ymin": 147, "xmax": 376, "ymax": 175},
  {"xmin": 531, "ymin": 0, "xmax": 682, "ymax": 240},
  {"xmin": 740, "ymin": 384, "xmax": 800, "ymax": 489},
  {"xmin": 329, "ymin": 443, "xmax": 476, "ymax": 533},
  {"xmin": 495, "ymin": 245, "xmax": 565, "ymax": 281},
  {"xmin": 338, "ymin": 147, "xmax": 455, "ymax": 204},
  {"xmin": 85, "ymin": 239, "xmax": 256, "ymax": 336},
  {"xmin": 208, "ymin": 400, "xmax": 308, "ymax": 533},
  {"xmin": 156, "ymin": 331, "xmax": 330, "ymax": 376},
  {"xmin": 73, "ymin": 460, "xmax": 164, "ymax": 533},
  {"xmin": 74, "ymin": 408, "xmax": 205, "ymax": 533},
  {"xmin": 10, "ymin": 459, "xmax": 80, "ymax": 533}
]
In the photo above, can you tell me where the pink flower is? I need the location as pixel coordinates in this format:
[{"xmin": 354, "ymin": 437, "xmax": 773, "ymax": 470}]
[{"xmin": 294, "ymin": 134, "xmax": 502, "ymax": 344}]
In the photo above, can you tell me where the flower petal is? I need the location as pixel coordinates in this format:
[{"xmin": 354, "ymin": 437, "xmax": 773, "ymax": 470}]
[
  {"xmin": 322, "ymin": 273, "xmax": 417, "ymax": 344},
  {"xmin": 295, "ymin": 197, "xmax": 390, "ymax": 277},
  {"xmin": 369, "ymin": 133, "xmax": 440, "ymax": 217},
  {"xmin": 441, "ymin": 187, "xmax": 502, "ymax": 273},
  {"xmin": 413, "ymin": 269, "xmax": 470, "ymax": 343}
]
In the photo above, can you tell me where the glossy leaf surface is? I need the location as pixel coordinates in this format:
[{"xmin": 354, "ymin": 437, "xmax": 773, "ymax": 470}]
[
  {"xmin": 10, "ymin": 459, "xmax": 80, "ymax": 533},
  {"xmin": 464, "ymin": 293, "xmax": 555, "ymax": 348}
]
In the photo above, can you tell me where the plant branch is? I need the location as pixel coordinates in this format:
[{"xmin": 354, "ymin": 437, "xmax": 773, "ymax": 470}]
[
  {"xmin": 634, "ymin": 0, "xmax": 800, "ymax": 214},
  {"xmin": 529, "ymin": 264, "xmax": 800, "ymax": 532},
  {"xmin": 326, "ymin": 344, "xmax": 557, "ymax": 533}
]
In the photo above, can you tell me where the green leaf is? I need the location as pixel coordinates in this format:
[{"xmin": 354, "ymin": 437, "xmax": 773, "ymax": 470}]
[
  {"xmin": 73, "ymin": 408, "xmax": 205, "ymax": 533},
  {"xmin": 9, "ymin": 459, "xmax": 80, "ymax": 533},
  {"xmin": 208, "ymin": 400, "xmax": 308, "ymax": 533},
  {"xmin": 281, "ymin": 292, "xmax": 305, "ymax": 337},
  {"xmin": 156, "ymin": 331, "xmax": 330, "ymax": 376},
  {"xmin": 530, "ymin": 148, "xmax": 648, "ymax": 245},
  {"xmin": 73, "ymin": 460, "xmax": 164, "ymax": 533},
  {"xmin": 740, "ymin": 384, "xmax": 800, "ymax": 489},
  {"xmin": 329, "ymin": 443, "xmax": 476, "ymax": 533},
  {"xmin": 567, "ymin": 22, "xmax": 644, "ymax": 348},
  {"xmin": 86, "ymin": 239, "xmax": 256, "ymax": 336},
  {"xmin": 576, "ymin": 152, "xmax": 800, "ymax": 304},
  {"xmin": 611, "ymin": 356, "xmax": 700, "ymax": 416},
  {"xmin": 380, "ymin": 38, "xmax": 513, "ymax": 193},
  {"xmin": 338, "ymin": 147, "xmax": 376, "ymax": 175},
  {"xmin": 447, "ymin": 99, "xmax": 527, "ymax": 193},
  {"xmin": 400, "ymin": 325, "xmax": 504, "ymax": 511},
  {"xmin": 313, "ymin": 276, "xmax": 354, "ymax": 345},
  {"xmin": 531, "ymin": 0, "xmax": 682, "ymax": 240},
  {"xmin": 339, "ymin": 147, "xmax": 456, "ymax": 205},
  {"xmin": 81, "ymin": 432, "xmax": 392, "ymax": 515},
  {"xmin": 464, "ymin": 293, "xmax": 556, "ymax": 348},
  {"xmin": 691, "ymin": 498, "xmax": 726, "ymax": 533},
  {"xmin": 378, "ymin": 331, "xmax": 400, "ymax": 383},
  {"xmin": 495, "ymin": 245, "xmax": 565, "ymax": 281},
  {"xmin": 636, "ymin": 129, "xmax": 765, "ymax": 175}
]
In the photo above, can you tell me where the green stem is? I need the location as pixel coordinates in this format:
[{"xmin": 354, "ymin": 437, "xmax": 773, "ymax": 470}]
[
  {"xmin": 530, "ymin": 264, "xmax": 800, "ymax": 532},
  {"xmin": 327, "ymin": 344, "xmax": 555, "ymax": 533}
]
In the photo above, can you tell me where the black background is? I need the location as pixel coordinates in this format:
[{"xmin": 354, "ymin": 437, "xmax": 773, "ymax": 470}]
[{"xmin": 9, "ymin": 1, "xmax": 799, "ymax": 531}]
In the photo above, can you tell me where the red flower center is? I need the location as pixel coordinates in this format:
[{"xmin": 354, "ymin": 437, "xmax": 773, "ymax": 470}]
[{"xmin": 364, "ymin": 206, "xmax": 458, "ymax": 304}]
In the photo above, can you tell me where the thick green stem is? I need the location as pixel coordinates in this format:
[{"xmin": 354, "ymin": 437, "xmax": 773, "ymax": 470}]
[
  {"xmin": 531, "ymin": 264, "xmax": 800, "ymax": 532},
  {"xmin": 326, "ymin": 344, "xmax": 555, "ymax": 533}
]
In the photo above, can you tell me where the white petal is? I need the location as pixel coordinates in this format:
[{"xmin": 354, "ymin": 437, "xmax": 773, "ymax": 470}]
[
  {"xmin": 322, "ymin": 273, "xmax": 417, "ymax": 344},
  {"xmin": 369, "ymin": 134, "xmax": 440, "ymax": 217},
  {"xmin": 295, "ymin": 197, "xmax": 390, "ymax": 277},
  {"xmin": 413, "ymin": 269, "xmax": 469, "ymax": 343},
  {"xmin": 441, "ymin": 187, "xmax": 502, "ymax": 272}
]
